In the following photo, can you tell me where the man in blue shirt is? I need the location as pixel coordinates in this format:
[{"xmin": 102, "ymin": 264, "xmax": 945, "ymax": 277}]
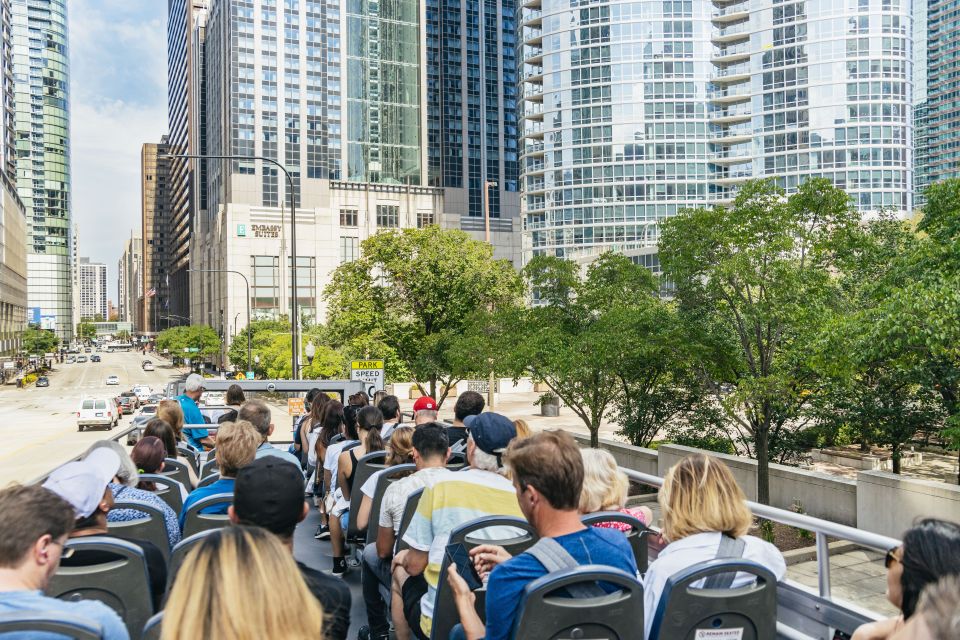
[
  {"xmin": 177, "ymin": 373, "xmax": 214, "ymax": 450},
  {"xmin": 180, "ymin": 420, "xmax": 260, "ymax": 528},
  {"xmin": 447, "ymin": 430, "xmax": 638, "ymax": 640},
  {"xmin": 0, "ymin": 484, "xmax": 129, "ymax": 640}
]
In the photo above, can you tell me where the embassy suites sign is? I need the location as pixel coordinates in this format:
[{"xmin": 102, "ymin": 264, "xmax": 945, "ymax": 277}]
[{"xmin": 237, "ymin": 224, "xmax": 281, "ymax": 238}]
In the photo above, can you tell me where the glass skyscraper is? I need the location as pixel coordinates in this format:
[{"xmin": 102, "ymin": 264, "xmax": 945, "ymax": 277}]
[
  {"xmin": 914, "ymin": 0, "xmax": 960, "ymax": 200},
  {"xmin": 519, "ymin": 0, "xmax": 913, "ymax": 261},
  {"xmin": 11, "ymin": 0, "xmax": 72, "ymax": 340}
]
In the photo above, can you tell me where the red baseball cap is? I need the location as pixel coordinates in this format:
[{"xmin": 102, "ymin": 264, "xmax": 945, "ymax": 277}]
[{"xmin": 413, "ymin": 396, "xmax": 438, "ymax": 412}]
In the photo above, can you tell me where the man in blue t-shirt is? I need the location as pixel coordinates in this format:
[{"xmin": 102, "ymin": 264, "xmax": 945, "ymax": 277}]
[
  {"xmin": 177, "ymin": 373, "xmax": 214, "ymax": 450},
  {"xmin": 0, "ymin": 484, "xmax": 129, "ymax": 640},
  {"xmin": 446, "ymin": 430, "xmax": 638, "ymax": 640}
]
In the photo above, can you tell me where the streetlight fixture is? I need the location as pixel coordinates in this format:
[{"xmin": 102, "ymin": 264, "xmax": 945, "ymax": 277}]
[
  {"xmin": 188, "ymin": 268, "xmax": 252, "ymax": 376},
  {"xmin": 305, "ymin": 341, "xmax": 316, "ymax": 366},
  {"xmin": 163, "ymin": 152, "xmax": 301, "ymax": 380}
]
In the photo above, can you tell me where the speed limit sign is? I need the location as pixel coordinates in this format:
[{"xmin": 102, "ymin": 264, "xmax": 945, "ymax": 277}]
[{"xmin": 351, "ymin": 359, "xmax": 385, "ymax": 397}]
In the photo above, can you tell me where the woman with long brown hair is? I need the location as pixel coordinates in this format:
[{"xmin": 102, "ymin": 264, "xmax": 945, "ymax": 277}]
[{"xmin": 161, "ymin": 526, "xmax": 324, "ymax": 640}]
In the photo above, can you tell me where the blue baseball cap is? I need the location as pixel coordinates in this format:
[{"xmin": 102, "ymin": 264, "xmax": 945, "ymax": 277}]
[{"xmin": 464, "ymin": 412, "xmax": 517, "ymax": 454}]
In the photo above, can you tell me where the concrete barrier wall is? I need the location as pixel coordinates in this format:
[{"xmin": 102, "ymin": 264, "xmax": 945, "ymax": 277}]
[
  {"xmin": 571, "ymin": 434, "xmax": 659, "ymax": 476},
  {"xmin": 857, "ymin": 471, "xmax": 960, "ymax": 538}
]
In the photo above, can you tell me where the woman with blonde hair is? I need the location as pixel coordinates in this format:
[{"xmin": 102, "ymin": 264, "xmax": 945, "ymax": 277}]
[
  {"xmin": 513, "ymin": 419, "xmax": 533, "ymax": 440},
  {"xmin": 579, "ymin": 448, "xmax": 652, "ymax": 528},
  {"xmin": 162, "ymin": 526, "xmax": 324, "ymax": 640},
  {"xmin": 642, "ymin": 453, "xmax": 786, "ymax": 639}
]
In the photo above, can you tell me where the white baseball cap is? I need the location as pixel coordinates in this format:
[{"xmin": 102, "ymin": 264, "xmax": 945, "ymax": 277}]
[
  {"xmin": 185, "ymin": 373, "xmax": 206, "ymax": 392},
  {"xmin": 42, "ymin": 448, "xmax": 120, "ymax": 518}
]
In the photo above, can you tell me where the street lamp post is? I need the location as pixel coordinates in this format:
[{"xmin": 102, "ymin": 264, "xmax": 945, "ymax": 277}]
[
  {"xmin": 483, "ymin": 180, "xmax": 498, "ymax": 409},
  {"xmin": 164, "ymin": 152, "xmax": 300, "ymax": 379},
  {"xmin": 188, "ymin": 268, "xmax": 252, "ymax": 376}
]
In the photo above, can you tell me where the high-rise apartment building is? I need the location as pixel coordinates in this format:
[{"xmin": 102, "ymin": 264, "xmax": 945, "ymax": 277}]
[
  {"xmin": 914, "ymin": 0, "xmax": 959, "ymax": 200},
  {"xmin": 141, "ymin": 139, "xmax": 172, "ymax": 334},
  {"xmin": 0, "ymin": 0, "xmax": 27, "ymax": 358},
  {"xmin": 519, "ymin": 0, "xmax": 913, "ymax": 261},
  {"xmin": 192, "ymin": 0, "xmax": 521, "ymax": 357},
  {"xmin": 11, "ymin": 0, "xmax": 72, "ymax": 340},
  {"xmin": 118, "ymin": 232, "xmax": 142, "ymax": 326},
  {"xmin": 77, "ymin": 258, "xmax": 107, "ymax": 321}
]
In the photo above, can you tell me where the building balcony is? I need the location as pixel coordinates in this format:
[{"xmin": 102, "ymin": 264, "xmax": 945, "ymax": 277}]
[
  {"xmin": 525, "ymin": 158, "xmax": 545, "ymax": 173},
  {"xmin": 522, "ymin": 26, "xmax": 543, "ymax": 45},
  {"xmin": 710, "ymin": 124, "xmax": 753, "ymax": 144},
  {"xmin": 523, "ymin": 82, "xmax": 544, "ymax": 100},
  {"xmin": 710, "ymin": 103, "xmax": 752, "ymax": 124},
  {"xmin": 521, "ymin": 0, "xmax": 541, "ymax": 10},
  {"xmin": 713, "ymin": 62, "xmax": 751, "ymax": 84},
  {"xmin": 708, "ymin": 83, "xmax": 752, "ymax": 104},
  {"xmin": 524, "ymin": 101, "xmax": 544, "ymax": 120},
  {"xmin": 521, "ymin": 8, "xmax": 542, "ymax": 27},
  {"xmin": 524, "ymin": 44, "xmax": 543, "ymax": 64},
  {"xmin": 712, "ymin": 41, "xmax": 751, "ymax": 63},
  {"xmin": 711, "ymin": 20, "xmax": 751, "ymax": 43},
  {"xmin": 523, "ymin": 65, "xmax": 544, "ymax": 81},
  {"xmin": 523, "ymin": 141, "xmax": 545, "ymax": 157},
  {"xmin": 713, "ymin": 171, "xmax": 754, "ymax": 185},
  {"xmin": 524, "ymin": 177, "xmax": 546, "ymax": 194},
  {"xmin": 712, "ymin": 1, "xmax": 750, "ymax": 23},
  {"xmin": 524, "ymin": 120, "xmax": 545, "ymax": 138},
  {"xmin": 712, "ymin": 147, "xmax": 754, "ymax": 164}
]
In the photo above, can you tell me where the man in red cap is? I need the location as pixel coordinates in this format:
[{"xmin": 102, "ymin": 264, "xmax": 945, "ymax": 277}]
[{"xmin": 412, "ymin": 396, "xmax": 438, "ymax": 425}]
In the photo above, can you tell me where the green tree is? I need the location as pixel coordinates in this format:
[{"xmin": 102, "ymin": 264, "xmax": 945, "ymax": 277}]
[
  {"xmin": 324, "ymin": 226, "xmax": 522, "ymax": 404},
  {"xmin": 76, "ymin": 323, "xmax": 96, "ymax": 342},
  {"xmin": 659, "ymin": 179, "xmax": 859, "ymax": 504},
  {"xmin": 115, "ymin": 330, "xmax": 132, "ymax": 342},
  {"xmin": 491, "ymin": 252, "xmax": 669, "ymax": 447},
  {"xmin": 22, "ymin": 328, "xmax": 59, "ymax": 354},
  {"xmin": 156, "ymin": 325, "xmax": 221, "ymax": 361},
  {"xmin": 228, "ymin": 320, "xmax": 291, "ymax": 372}
]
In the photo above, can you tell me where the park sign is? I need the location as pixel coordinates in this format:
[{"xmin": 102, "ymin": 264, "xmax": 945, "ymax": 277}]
[{"xmin": 351, "ymin": 359, "xmax": 385, "ymax": 397}]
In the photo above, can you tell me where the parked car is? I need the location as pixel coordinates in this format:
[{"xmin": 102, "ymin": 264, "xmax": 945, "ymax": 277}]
[
  {"xmin": 76, "ymin": 397, "xmax": 117, "ymax": 431},
  {"xmin": 90, "ymin": 354, "xmax": 101, "ymax": 363},
  {"xmin": 105, "ymin": 375, "xmax": 119, "ymax": 385},
  {"xmin": 35, "ymin": 376, "xmax": 49, "ymax": 388},
  {"xmin": 76, "ymin": 356, "xmax": 88, "ymax": 363}
]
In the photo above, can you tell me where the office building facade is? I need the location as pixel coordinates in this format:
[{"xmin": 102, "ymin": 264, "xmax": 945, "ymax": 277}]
[
  {"xmin": 192, "ymin": 0, "xmax": 520, "ymax": 364},
  {"xmin": 914, "ymin": 0, "xmax": 959, "ymax": 200},
  {"xmin": 518, "ymin": 0, "xmax": 913, "ymax": 261},
  {"xmin": 77, "ymin": 258, "xmax": 107, "ymax": 321},
  {"xmin": 118, "ymin": 232, "xmax": 142, "ymax": 326},
  {"xmin": 11, "ymin": 0, "xmax": 72, "ymax": 339},
  {"xmin": 141, "ymin": 139, "xmax": 173, "ymax": 334}
]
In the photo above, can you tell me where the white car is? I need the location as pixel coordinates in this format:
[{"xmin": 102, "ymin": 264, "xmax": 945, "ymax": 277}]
[
  {"xmin": 105, "ymin": 375, "xmax": 119, "ymax": 385},
  {"xmin": 132, "ymin": 385, "xmax": 152, "ymax": 401},
  {"xmin": 142, "ymin": 362, "xmax": 155, "ymax": 371},
  {"xmin": 77, "ymin": 397, "xmax": 118, "ymax": 431}
]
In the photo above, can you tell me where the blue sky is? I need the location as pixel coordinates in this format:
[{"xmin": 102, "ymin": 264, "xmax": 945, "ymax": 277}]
[{"xmin": 71, "ymin": 0, "xmax": 167, "ymax": 300}]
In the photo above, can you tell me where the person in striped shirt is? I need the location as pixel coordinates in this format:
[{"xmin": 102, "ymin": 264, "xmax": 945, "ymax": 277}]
[{"xmin": 392, "ymin": 412, "xmax": 523, "ymax": 640}]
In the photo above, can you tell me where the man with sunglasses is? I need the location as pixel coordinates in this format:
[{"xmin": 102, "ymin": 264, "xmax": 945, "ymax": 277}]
[{"xmin": 0, "ymin": 484, "xmax": 130, "ymax": 639}]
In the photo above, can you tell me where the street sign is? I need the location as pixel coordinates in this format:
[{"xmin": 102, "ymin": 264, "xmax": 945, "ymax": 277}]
[
  {"xmin": 288, "ymin": 397, "xmax": 306, "ymax": 416},
  {"xmin": 245, "ymin": 371, "xmax": 254, "ymax": 380},
  {"xmin": 350, "ymin": 359, "xmax": 385, "ymax": 398}
]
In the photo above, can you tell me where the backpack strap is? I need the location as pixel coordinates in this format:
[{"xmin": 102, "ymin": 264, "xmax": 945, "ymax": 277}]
[
  {"xmin": 526, "ymin": 538, "xmax": 606, "ymax": 598},
  {"xmin": 702, "ymin": 534, "xmax": 747, "ymax": 589}
]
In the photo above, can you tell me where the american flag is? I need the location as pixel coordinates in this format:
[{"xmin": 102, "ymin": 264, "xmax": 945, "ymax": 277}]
[{"xmin": 146, "ymin": 288, "xmax": 157, "ymax": 298}]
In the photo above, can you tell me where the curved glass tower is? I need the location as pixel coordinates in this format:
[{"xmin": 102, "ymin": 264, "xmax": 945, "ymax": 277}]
[
  {"xmin": 520, "ymin": 0, "xmax": 913, "ymax": 261},
  {"xmin": 11, "ymin": 0, "xmax": 72, "ymax": 340}
]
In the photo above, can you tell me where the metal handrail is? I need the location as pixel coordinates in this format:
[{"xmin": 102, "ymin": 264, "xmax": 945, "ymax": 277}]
[{"xmin": 621, "ymin": 468, "xmax": 900, "ymax": 601}]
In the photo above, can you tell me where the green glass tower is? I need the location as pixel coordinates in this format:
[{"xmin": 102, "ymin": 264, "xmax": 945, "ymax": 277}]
[{"xmin": 11, "ymin": 0, "xmax": 72, "ymax": 341}]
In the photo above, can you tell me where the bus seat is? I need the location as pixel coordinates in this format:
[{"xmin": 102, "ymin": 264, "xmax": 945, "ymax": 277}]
[
  {"xmin": 581, "ymin": 511, "xmax": 651, "ymax": 573},
  {"xmin": 365, "ymin": 463, "xmax": 416, "ymax": 545},
  {"xmin": 649, "ymin": 559, "xmax": 777, "ymax": 640},
  {"xmin": 136, "ymin": 474, "xmax": 185, "ymax": 514},
  {"xmin": 346, "ymin": 451, "xmax": 387, "ymax": 542},
  {"xmin": 47, "ymin": 536, "xmax": 153, "ymax": 639},
  {"xmin": 142, "ymin": 611, "xmax": 163, "ymax": 640},
  {"xmin": 0, "ymin": 610, "xmax": 103, "ymax": 640},
  {"xmin": 510, "ymin": 564, "xmax": 643, "ymax": 640},
  {"xmin": 180, "ymin": 493, "xmax": 232, "ymax": 538},
  {"xmin": 394, "ymin": 487, "xmax": 425, "ymax": 554},
  {"xmin": 431, "ymin": 516, "xmax": 538, "ymax": 640},
  {"xmin": 108, "ymin": 501, "xmax": 172, "ymax": 559},
  {"xmin": 160, "ymin": 458, "xmax": 192, "ymax": 488}
]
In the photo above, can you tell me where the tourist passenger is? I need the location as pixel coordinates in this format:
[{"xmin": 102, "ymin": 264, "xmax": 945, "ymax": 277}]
[
  {"xmin": 642, "ymin": 453, "xmax": 786, "ymax": 639},
  {"xmin": 412, "ymin": 396, "xmax": 439, "ymax": 426},
  {"xmin": 395, "ymin": 412, "xmax": 523, "ymax": 640},
  {"xmin": 378, "ymin": 394, "xmax": 403, "ymax": 439},
  {"xmin": 216, "ymin": 383, "xmax": 246, "ymax": 424},
  {"xmin": 161, "ymin": 526, "xmax": 323, "ymax": 640},
  {"xmin": 852, "ymin": 518, "xmax": 960, "ymax": 640},
  {"xmin": 0, "ymin": 485, "xmax": 129, "ymax": 640},
  {"xmin": 329, "ymin": 405, "xmax": 385, "ymax": 576},
  {"xmin": 358, "ymin": 424, "xmax": 450, "ymax": 640},
  {"xmin": 43, "ymin": 449, "xmax": 167, "ymax": 611},
  {"xmin": 296, "ymin": 388, "xmax": 327, "ymax": 464},
  {"xmin": 229, "ymin": 457, "xmax": 352, "ymax": 640},
  {"xmin": 447, "ymin": 430, "xmax": 638, "ymax": 640},
  {"xmin": 449, "ymin": 391, "xmax": 484, "ymax": 448},
  {"xmin": 132, "ymin": 436, "xmax": 167, "ymax": 490},
  {"xmin": 512, "ymin": 418, "xmax": 532, "ymax": 440},
  {"xmin": 87, "ymin": 439, "xmax": 182, "ymax": 549},
  {"xmin": 889, "ymin": 574, "xmax": 960, "ymax": 640},
  {"xmin": 179, "ymin": 420, "xmax": 260, "ymax": 528},
  {"xmin": 356, "ymin": 425, "xmax": 417, "ymax": 532},
  {"xmin": 238, "ymin": 398, "xmax": 303, "ymax": 468},
  {"xmin": 143, "ymin": 416, "xmax": 198, "ymax": 489},
  {"xmin": 313, "ymin": 400, "xmax": 347, "ymax": 540},
  {"xmin": 580, "ymin": 447, "xmax": 653, "ymax": 528},
  {"xmin": 175, "ymin": 373, "xmax": 214, "ymax": 450}
]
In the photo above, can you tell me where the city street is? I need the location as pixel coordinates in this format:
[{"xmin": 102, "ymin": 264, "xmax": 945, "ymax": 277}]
[{"xmin": 0, "ymin": 350, "xmax": 179, "ymax": 486}]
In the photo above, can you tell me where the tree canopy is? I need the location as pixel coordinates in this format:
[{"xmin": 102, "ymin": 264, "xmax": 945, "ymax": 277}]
[
  {"xmin": 22, "ymin": 328, "xmax": 59, "ymax": 354},
  {"xmin": 156, "ymin": 325, "xmax": 221, "ymax": 360}
]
